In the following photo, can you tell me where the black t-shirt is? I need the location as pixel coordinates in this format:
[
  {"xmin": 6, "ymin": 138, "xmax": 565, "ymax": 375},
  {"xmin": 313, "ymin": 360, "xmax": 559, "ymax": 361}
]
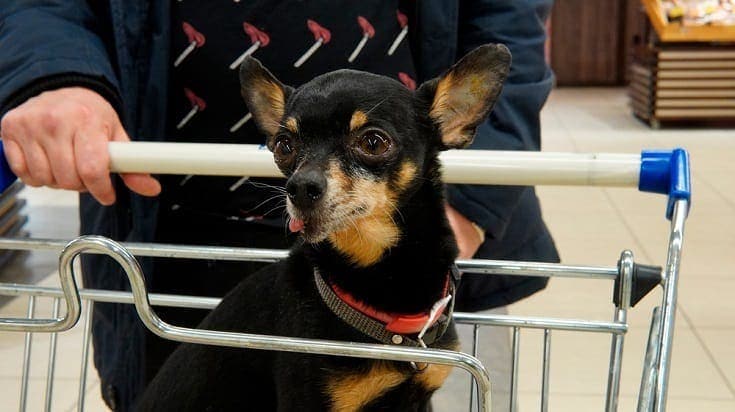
[{"xmin": 165, "ymin": 0, "xmax": 416, "ymax": 226}]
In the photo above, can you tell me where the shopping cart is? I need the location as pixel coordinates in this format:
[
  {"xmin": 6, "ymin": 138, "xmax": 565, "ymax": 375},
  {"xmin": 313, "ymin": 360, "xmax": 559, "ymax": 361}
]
[{"xmin": 0, "ymin": 142, "xmax": 691, "ymax": 412}]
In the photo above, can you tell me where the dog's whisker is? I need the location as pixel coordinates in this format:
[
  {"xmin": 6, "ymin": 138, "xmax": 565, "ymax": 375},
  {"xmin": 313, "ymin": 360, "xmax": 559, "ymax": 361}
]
[
  {"xmin": 244, "ymin": 194, "xmax": 287, "ymax": 215},
  {"xmin": 262, "ymin": 118, "xmax": 283, "ymax": 130},
  {"xmin": 384, "ymin": 206, "xmax": 400, "ymax": 229},
  {"xmin": 385, "ymin": 201, "xmax": 406, "ymax": 225},
  {"xmin": 340, "ymin": 213, "xmax": 365, "ymax": 245},
  {"xmin": 364, "ymin": 97, "xmax": 388, "ymax": 116},
  {"xmin": 261, "ymin": 203, "xmax": 287, "ymax": 218},
  {"xmin": 246, "ymin": 180, "xmax": 287, "ymax": 193},
  {"xmin": 393, "ymin": 207, "xmax": 406, "ymax": 224}
]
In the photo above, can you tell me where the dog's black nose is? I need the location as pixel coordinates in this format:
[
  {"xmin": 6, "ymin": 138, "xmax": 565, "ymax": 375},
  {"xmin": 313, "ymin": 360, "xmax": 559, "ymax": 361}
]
[{"xmin": 286, "ymin": 168, "xmax": 326, "ymax": 209}]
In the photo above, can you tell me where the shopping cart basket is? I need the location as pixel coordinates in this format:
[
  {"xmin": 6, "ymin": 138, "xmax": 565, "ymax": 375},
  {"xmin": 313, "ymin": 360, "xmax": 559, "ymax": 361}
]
[{"xmin": 0, "ymin": 142, "xmax": 691, "ymax": 412}]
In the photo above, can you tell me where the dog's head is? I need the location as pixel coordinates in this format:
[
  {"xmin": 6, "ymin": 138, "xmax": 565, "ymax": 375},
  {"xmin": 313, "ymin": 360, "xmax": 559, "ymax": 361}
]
[{"xmin": 240, "ymin": 44, "xmax": 510, "ymax": 266}]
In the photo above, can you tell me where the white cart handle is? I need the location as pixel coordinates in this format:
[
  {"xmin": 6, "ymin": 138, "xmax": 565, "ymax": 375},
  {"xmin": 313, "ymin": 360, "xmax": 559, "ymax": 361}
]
[
  {"xmin": 0, "ymin": 141, "xmax": 690, "ymax": 219},
  {"xmin": 108, "ymin": 142, "xmax": 642, "ymax": 186}
]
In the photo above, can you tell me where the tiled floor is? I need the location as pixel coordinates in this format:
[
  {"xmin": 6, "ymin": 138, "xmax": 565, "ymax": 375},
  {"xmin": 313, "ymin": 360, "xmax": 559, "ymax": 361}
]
[{"xmin": 0, "ymin": 88, "xmax": 733, "ymax": 411}]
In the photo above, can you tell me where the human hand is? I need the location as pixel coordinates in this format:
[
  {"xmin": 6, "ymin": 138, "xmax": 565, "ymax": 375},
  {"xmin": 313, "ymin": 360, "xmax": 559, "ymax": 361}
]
[
  {"xmin": 445, "ymin": 204, "xmax": 485, "ymax": 259},
  {"xmin": 0, "ymin": 87, "xmax": 160, "ymax": 205}
]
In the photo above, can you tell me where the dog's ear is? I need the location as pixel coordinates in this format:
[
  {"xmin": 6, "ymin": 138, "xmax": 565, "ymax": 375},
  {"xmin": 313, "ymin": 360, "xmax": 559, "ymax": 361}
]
[
  {"xmin": 417, "ymin": 44, "xmax": 511, "ymax": 150},
  {"xmin": 239, "ymin": 57, "xmax": 294, "ymax": 138}
]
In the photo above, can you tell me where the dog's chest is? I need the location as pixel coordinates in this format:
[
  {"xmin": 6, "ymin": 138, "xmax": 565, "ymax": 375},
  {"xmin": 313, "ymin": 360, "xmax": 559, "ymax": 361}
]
[{"xmin": 324, "ymin": 360, "xmax": 454, "ymax": 411}]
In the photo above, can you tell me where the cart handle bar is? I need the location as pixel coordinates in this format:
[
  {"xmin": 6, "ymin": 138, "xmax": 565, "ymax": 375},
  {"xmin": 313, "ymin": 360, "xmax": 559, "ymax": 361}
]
[{"xmin": 0, "ymin": 141, "xmax": 690, "ymax": 219}]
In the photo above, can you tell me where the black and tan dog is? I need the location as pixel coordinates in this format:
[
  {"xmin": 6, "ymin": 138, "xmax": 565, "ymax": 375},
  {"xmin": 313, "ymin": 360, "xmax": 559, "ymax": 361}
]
[{"xmin": 137, "ymin": 44, "xmax": 510, "ymax": 411}]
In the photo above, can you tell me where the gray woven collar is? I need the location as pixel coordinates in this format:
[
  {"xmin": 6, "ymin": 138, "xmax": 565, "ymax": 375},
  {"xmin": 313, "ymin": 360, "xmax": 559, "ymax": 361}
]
[{"xmin": 313, "ymin": 268, "xmax": 457, "ymax": 348}]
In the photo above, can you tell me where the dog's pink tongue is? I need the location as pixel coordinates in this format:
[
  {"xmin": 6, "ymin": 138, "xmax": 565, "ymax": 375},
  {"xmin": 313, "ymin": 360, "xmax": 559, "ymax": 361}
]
[{"xmin": 289, "ymin": 218, "xmax": 305, "ymax": 233}]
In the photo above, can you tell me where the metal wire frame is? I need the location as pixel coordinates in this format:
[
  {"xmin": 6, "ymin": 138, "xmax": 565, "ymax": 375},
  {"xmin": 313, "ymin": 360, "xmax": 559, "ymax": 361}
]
[
  {"xmin": 653, "ymin": 199, "xmax": 688, "ymax": 412},
  {"xmin": 1, "ymin": 283, "xmax": 629, "ymax": 412},
  {"xmin": 0, "ymin": 283, "xmax": 625, "ymax": 412},
  {"xmin": 0, "ymin": 198, "xmax": 688, "ymax": 411}
]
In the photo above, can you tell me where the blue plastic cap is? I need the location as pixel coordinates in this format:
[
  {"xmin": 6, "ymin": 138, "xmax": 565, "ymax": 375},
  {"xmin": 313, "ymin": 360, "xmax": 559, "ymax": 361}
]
[
  {"xmin": 639, "ymin": 148, "xmax": 691, "ymax": 220},
  {"xmin": 0, "ymin": 140, "xmax": 17, "ymax": 195}
]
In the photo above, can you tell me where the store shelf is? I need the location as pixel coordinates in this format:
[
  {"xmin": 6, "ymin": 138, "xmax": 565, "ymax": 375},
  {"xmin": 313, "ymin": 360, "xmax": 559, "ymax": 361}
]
[
  {"xmin": 628, "ymin": 2, "xmax": 735, "ymax": 126},
  {"xmin": 629, "ymin": 45, "xmax": 735, "ymax": 125}
]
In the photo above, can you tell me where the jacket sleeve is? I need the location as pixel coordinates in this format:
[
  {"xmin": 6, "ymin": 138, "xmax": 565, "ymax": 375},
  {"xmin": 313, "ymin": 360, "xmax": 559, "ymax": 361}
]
[
  {"xmin": 0, "ymin": 1, "xmax": 121, "ymax": 116},
  {"xmin": 448, "ymin": 0, "xmax": 554, "ymax": 241}
]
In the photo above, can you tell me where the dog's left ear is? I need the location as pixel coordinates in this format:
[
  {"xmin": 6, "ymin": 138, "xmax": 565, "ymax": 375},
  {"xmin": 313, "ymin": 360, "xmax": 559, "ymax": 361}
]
[
  {"xmin": 239, "ymin": 57, "xmax": 295, "ymax": 138},
  {"xmin": 417, "ymin": 44, "xmax": 511, "ymax": 150}
]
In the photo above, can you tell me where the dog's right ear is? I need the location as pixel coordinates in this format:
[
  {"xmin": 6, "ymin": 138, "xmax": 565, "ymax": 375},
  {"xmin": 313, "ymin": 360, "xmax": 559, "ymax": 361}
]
[{"xmin": 239, "ymin": 57, "xmax": 294, "ymax": 139}]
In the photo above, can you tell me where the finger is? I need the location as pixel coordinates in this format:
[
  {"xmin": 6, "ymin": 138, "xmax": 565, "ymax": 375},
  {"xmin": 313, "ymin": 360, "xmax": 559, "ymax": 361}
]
[
  {"xmin": 120, "ymin": 173, "xmax": 162, "ymax": 197},
  {"xmin": 111, "ymin": 126, "xmax": 161, "ymax": 197},
  {"xmin": 21, "ymin": 141, "xmax": 55, "ymax": 187},
  {"xmin": 74, "ymin": 123, "xmax": 115, "ymax": 205},
  {"xmin": 10, "ymin": 104, "xmax": 61, "ymax": 187},
  {"xmin": 45, "ymin": 142, "xmax": 85, "ymax": 191},
  {"xmin": 2, "ymin": 139, "xmax": 30, "ymax": 183},
  {"xmin": 444, "ymin": 204, "xmax": 477, "ymax": 258},
  {"xmin": 1, "ymin": 113, "xmax": 35, "ymax": 185},
  {"xmin": 37, "ymin": 122, "xmax": 85, "ymax": 191}
]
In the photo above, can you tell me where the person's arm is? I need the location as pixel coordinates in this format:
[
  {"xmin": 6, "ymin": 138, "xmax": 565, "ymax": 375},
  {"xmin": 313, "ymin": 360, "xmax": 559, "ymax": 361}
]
[
  {"xmin": 448, "ymin": 0, "xmax": 554, "ymax": 247},
  {"xmin": 0, "ymin": 1, "xmax": 159, "ymax": 204},
  {"xmin": 0, "ymin": 2, "xmax": 121, "ymax": 115}
]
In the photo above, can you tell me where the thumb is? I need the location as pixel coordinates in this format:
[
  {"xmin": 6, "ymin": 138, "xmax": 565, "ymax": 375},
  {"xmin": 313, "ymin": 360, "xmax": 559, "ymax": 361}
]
[{"xmin": 112, "ymin": 126, "xmax": 162, "ymax": 197}]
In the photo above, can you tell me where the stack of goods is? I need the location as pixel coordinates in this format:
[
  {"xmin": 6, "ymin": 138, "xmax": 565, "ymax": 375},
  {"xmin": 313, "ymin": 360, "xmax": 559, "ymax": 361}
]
[
  {"xmin": 642, "ymin": 0, "xmax": 735, "ymax": 41},
  {"xmin": 661, "ymin": 0, "xmax": 735, "ymax": 26}
]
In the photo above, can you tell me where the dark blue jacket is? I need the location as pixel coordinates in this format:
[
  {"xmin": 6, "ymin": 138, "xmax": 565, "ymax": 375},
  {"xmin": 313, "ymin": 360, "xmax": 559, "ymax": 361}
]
[{"xmin": 0, "ymin": 1, "xmax": 558, "ymax": 409}]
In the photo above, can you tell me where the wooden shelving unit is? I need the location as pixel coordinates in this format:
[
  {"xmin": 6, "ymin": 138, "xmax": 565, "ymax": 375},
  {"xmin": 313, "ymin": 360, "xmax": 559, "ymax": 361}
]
[{"xmin": 630, "ymin": 1, "xmax": 735, "ymax": 127}]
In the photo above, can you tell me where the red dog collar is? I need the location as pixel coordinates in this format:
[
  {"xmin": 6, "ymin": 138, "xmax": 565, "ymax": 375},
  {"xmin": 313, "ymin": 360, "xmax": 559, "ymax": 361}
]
[
  {"xmin": 314, "ymin": 267, "xmax": 459, "ymax": 347},
  {"xmin": 330, "ymin": 276, "xmax": 451, "ymax": 335}
]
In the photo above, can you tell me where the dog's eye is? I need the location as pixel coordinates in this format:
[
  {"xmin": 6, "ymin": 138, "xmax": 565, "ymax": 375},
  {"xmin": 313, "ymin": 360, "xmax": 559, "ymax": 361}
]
[
  {"xmin": 357, "ymin": 131, "xmax": 391, "ymax": 156},
  {"xmin": 274, "ymin": 135, "xmax": 295, "ymax": 158}
]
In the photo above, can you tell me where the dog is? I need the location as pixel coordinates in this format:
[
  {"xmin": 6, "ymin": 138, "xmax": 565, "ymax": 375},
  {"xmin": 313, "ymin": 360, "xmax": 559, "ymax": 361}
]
[{"xmin": 137, "ymin": 43, "xmax": 510, "ymax": 412}]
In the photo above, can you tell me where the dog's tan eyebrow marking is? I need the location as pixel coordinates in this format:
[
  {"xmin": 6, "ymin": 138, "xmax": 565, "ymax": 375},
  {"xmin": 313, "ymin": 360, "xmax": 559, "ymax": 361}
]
[
  {"xmin": 349, "ymin": 110, "xmax": 368, "ymax": 132},
  {"xmin": 394, "ymin": 162, "xmax": 417, "ymax": 192},
  {"xmin": 285, "ymin": 116, "xmax": 299, "ymax": 134}
]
